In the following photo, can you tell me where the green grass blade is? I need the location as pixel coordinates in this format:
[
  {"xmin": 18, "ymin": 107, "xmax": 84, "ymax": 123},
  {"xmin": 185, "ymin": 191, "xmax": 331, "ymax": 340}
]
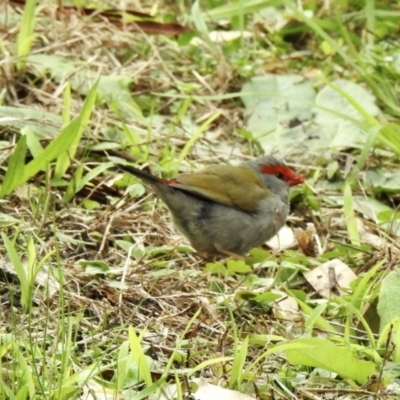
[
  {"xmin": 23, "ymin": 80, "xmax": 98, "ymax": 183},
  {"xmin": 228, "ymin": 335, "xmax": 248, "ymax": 389},
  {"xmin": 0, "ymin": 81, "xmax": 98, "ymax": 196},
  {"xmin": 207, "ymin": 0, "xmax": 281, "ymax": 20},
  {"xmin": 178, "ymin": 110, "xmax": 222, "ymax": 163},
  {"xmin": 284, "ymin": 1, "xmax": 358, "ymax": 70},
  {"xmin": 128, "ymin": 327, "xmax": 153, "ymax": 387},
  {"xmin": 53, "ymin": 79, "xmax": 99, "ymax": 179},
  {"xmin": 0, "ymin": 135, "xmax": 27, "ymax": 198},
  {"xmin": 2, "ymin": 234, "xmax": 29, "ymax": 311},
  {"xmin": 16, "ymin": 0, "xmax": 38, "ymax": 70}
]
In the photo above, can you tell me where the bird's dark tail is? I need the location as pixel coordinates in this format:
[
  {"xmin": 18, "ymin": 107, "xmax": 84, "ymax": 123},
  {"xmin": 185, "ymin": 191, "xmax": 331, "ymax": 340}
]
[{"xmin": 119, "ymin": 165, "xmax": 165, "ymax": 185}]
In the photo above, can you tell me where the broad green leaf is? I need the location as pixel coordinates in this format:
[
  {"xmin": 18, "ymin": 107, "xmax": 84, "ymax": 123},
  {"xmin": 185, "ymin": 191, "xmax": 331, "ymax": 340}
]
[
  {"xmin": 28, "ymin": 54, "xmax": 143, "ymax": 120},
  {"xmin": 78, "ymin": 261, "xmax": 110, "ymax": 274},
  {"xmin": 354, "ymin": 196, "xmax": 400, "ymax": 236},
  {"xmin": 241, "ymin": 75, "xmax": 383, "ymax": 157},
  {"xmin": 377, "ymin": 271, "xmax": 400, "ymax": 331},
  {"xmin": 286, "ymin": 338, "xmax": 375, "ymax": 384},
  {"xmin": 226, "ymin": 259, "xmax": 252, "ymax": 274},
  {"xmin": 0, "ymin": 106, "xmax": 62, "ymax": 137},
  {"xmin": 367, "ymin": 169, "xmax": 400, "ymax": 192},
  {"xmin": 241, "ymin": 74, "xmax": 315, "ymax": 155}
]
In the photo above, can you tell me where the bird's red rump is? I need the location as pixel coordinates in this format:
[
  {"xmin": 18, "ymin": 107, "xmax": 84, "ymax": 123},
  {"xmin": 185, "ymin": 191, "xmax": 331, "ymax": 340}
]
[{"xmin": 259, "ymin": 165, "xmax": 305, "ymax": 187}]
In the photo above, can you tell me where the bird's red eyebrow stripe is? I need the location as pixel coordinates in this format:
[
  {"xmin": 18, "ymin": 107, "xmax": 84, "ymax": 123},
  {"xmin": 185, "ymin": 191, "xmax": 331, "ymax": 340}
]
[
  {"xmin": 260, "ymin": 165, "xmax": 289, "ymax": 175},
  {"xmin": 260, "ymin": 165, "xmax": 305, "ymax": 186}
]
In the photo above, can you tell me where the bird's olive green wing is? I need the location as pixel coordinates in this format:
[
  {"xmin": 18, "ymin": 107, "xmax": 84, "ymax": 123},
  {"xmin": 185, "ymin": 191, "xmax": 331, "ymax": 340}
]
[{"xmin": 169, "ymin": 165, "xmax": 271, "ymax": 213}]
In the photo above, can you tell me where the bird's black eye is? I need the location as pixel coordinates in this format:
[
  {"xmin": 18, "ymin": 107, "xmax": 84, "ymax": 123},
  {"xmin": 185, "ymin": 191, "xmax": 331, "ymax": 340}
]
[{"xmin": 275, "ymin": 173, "xmax": 284, "ymax": 180}]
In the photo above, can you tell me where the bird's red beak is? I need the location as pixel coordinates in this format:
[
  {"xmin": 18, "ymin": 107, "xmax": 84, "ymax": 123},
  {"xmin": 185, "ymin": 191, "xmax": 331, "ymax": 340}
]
[{"xmin": 287, "ymin": 172, "xmax": 305, "ymax": 187}]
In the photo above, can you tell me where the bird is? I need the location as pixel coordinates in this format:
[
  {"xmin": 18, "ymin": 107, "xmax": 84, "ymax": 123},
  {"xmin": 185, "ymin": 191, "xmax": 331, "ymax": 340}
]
[{"xmin": 120, "ymin": 156, "xmax": 305, "ymax": 259}]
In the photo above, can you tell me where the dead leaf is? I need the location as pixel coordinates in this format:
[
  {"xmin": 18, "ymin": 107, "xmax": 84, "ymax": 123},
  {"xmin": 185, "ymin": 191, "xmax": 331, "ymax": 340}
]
[
  {"xmin": 304, "ymin": 259, "xmax": 356, "ymax": 298},
  {"xmin": 193, "ymin": 378, "xmax": 256, "ymax": 400},
  {"xmin": 357, "ymin": 218, "xmax": 399, "ymax": 254},
  {"xmin": 159, "ymin": 377, "xmax": 255, "ymax": 400},
  {"xmin": 293, "ymin": 223, "xmax": 316, "ymax": 256},
  {"xmin": 271, "ymin": 289, "xmax": 301, "ymax": 321},
  {"xmin": 191, "ymin": 30, "xmax": 253, "ymax": 45},
  {"xmin": 266, "ymin": 225, "xmax": 296, "ymax": 250},
  {"xmin": 79, "ymin": 379, "xmax": 122, "ymax": 399}
]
